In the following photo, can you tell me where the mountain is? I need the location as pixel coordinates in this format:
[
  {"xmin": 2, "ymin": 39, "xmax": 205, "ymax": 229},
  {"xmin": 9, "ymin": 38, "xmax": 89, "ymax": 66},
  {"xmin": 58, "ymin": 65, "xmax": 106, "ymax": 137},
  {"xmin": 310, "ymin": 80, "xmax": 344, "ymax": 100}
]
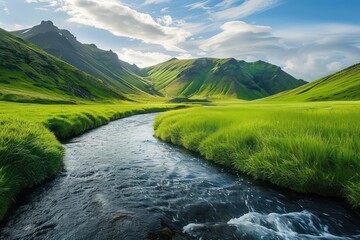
[
  {"xmin": 0, "ymin": 28, "xmax": 125, "ymax": 104},
  {"xmin": 13, "ymin": 21, "xmax": 158, "ymax": 98},
  {"xmin": 266, "ymin": 63, "xmax": 360, "ymax": 101},
  {"xmin": 144, "ymin": 58, "xmax": 306, "ymax": 100},
  {"xmin": 8, "ymin": 21, "xmax": 307, "ymax": 101}
]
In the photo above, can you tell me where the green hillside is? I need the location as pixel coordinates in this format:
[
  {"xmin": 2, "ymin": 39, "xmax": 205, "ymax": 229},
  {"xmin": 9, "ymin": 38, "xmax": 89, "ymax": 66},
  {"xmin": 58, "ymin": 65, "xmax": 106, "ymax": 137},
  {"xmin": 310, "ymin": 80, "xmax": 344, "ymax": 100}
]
[
  {"xmin": 145, "ymin": 58, "xmax": 306, "ymax": 100},
  {"xmin": 13, "ymin": 21, "xmax": 158, "ymax": 98},
  {"xmin": 266, "ymin": 63, "xmax": 360, "ymax": 101},
  {"xmin": 0, "ymin": 28, "xmax": 125, "ymax": 104}
]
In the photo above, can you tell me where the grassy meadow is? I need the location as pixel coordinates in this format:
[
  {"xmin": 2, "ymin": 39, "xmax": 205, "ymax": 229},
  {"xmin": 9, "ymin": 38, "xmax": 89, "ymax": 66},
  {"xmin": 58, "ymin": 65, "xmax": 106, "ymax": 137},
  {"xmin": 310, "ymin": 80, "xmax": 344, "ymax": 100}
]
[
  {"xmin": 0, "ymin": 101, "xmax": 183, "ymax": 220},
  {"xmin": 266, "ymin": 63, "xmax": 360, "ymax": 102},
  {"xmin": 154, "ymin": 101, "xmax": 360, "ymax": 207}
]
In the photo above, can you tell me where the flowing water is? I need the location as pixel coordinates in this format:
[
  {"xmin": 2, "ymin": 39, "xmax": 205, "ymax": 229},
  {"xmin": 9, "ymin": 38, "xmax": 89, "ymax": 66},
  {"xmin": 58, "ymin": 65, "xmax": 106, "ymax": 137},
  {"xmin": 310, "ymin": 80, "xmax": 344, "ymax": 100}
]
[{"xmin": 1, "ymin": 113, "xmax": 360, "ymax": 240}]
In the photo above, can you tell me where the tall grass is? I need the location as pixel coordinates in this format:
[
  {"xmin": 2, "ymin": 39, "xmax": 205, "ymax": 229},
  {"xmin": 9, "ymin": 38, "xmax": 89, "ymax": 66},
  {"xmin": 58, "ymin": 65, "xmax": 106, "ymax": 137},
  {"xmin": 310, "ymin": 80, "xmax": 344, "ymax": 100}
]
[
  {"xmin": 0, "ymin": 102, "xmax": 183, "ymax": 219},
  {"xmin": 154, "ymin": 102, "xmax": 360, "ymax": 207},
  {"xmin": 0, "ymin": 118, "xmax": 63, "ymax": 219}
]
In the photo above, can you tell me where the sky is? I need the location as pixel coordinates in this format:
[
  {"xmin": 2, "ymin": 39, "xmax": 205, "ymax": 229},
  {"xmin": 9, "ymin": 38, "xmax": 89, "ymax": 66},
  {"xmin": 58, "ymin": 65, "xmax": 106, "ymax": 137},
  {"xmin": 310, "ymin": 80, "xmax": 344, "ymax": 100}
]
[{"xmin": 1, "ymin": 0, "xmax": 360, "ymax": 81}]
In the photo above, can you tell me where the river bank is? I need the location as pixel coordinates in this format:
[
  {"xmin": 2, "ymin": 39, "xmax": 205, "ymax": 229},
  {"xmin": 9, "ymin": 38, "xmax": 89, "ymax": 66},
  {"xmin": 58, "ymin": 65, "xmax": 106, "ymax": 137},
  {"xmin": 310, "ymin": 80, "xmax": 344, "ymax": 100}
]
[
  {"xmin": 0, "ymin": 102, "xmax": 183, "ymax": 220},
  {"xmin": 2, "ymin": 113, "xmax": 360, "ymax": 239},
  {"xmin": 154, "ymin": 102, "xmax": 360, "ymax": 208}
]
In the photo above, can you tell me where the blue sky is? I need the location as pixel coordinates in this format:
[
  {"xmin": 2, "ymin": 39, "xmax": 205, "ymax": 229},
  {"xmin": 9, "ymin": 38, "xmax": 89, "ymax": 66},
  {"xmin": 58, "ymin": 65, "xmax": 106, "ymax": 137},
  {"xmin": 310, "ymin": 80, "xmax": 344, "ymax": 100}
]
[{"xmin": 1, "ymin": 0, "xmax": 360, "ymax": 81}]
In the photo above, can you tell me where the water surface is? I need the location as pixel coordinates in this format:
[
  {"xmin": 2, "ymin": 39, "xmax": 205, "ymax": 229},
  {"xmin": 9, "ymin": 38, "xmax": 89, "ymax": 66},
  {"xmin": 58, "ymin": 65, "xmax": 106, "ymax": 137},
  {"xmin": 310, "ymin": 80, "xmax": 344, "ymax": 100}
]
[{"xmin": 1, "ymin": 113, "xmax": 360, "ymax": 239}]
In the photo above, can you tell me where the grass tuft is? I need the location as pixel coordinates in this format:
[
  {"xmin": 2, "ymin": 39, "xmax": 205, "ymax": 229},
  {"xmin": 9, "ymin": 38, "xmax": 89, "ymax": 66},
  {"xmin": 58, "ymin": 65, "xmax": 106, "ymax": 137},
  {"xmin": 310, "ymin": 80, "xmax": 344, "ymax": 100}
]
[
  {"xmin": 0, "ymin": 118, "xmax": 63, "ymax": 219},
  {"xmin": 154, "ymin": 102, "xmax": 360, "ymax": 207}
]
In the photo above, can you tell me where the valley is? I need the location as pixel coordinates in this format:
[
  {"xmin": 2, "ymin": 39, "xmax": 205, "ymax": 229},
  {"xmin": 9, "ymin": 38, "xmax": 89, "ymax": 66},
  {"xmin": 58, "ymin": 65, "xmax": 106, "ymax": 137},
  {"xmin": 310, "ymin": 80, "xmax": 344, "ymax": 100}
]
[{"xmin": 1, "ymin": 16, "xmax": 360, "ymax": 239}]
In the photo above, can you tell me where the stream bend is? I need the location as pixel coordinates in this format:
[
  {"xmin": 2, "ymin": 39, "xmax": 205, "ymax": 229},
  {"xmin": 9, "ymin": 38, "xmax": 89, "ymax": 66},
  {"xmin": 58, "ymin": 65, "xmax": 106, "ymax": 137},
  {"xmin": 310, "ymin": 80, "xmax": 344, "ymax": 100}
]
[{"xmin": 1, "ymin": 113, "xmax": 360, "ymax": 239}]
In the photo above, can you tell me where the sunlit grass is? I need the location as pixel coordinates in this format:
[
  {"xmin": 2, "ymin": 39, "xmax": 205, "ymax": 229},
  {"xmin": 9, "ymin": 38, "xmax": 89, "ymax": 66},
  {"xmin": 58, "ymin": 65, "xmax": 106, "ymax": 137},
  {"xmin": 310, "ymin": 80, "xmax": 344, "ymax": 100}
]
[
  {"xmin": 0, "ymin": 101, "xmax": 183, "ymax": 219},
  {"xmin": 0, "ymin": 118, "xmax": 63, "ymax": 218},
  {"xmin": 154, "ymin": 101, "xmax": 360, "ymax": 207},
  {"xmin": 265, "ymin": 63, "xmax": 360, "ymax": 102}
]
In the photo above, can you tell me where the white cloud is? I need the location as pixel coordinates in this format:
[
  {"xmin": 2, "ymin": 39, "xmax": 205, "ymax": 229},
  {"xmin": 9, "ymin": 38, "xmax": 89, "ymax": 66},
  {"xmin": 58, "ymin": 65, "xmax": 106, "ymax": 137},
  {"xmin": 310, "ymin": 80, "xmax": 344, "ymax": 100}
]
[
  {"xmin": 157, "ymin": 15, "xmax": 186, "ymax": 27},
  {"xmin": 157, "ymin": 15, "xmax": 173, "ymax": 26},
  {"xmin": 282, "ymin": 48, "xmax": 360, "ymax": 81},
  {"xmin": 177, "ymin": 53, "xmax": 194, "ymax": 59},
  {"xmin": 116, "ymin": 48, "xmax": 172, "ymax": 67},
  {"xmin": 212, "ymin": 0, "xmax": 280, "ymax": 20},
  {"xmin": 200, "ymin": 21, "xmax": 360, "ymax": 81},
  {"xmin": 143, "ymin": 0, "xmax": 168, "ymax": 5},
  {"xmin": 160, "ymin": 7, "xmax": 169, "ymax": 13},
  {"xmin": 215, "ymin": 0, "xmax": 237, "ymax": 8},
  {"xmin": 186, "ymin": 1, "xmax": 210, "ymax": 10},
  {"xmin": 25, "ymin": 0, "xmax": 191, "ymax": 52},
  {"xmin": 115, "ymin": 49, "xmax": 196, "ymax": 67},
  {"xmin": 25, "ymin": 0, "xmax": 61, "ymax": 7},
  {"xmin": 200, "ymin": 21, "xmax": 280, "ymax": 54},
  {"xmin": 1, "ymin": 0, "xmax": 9, "ymax": 15},
  {"xmin": 3, "ymin": 6, "xmax": 9, "ymax": 15},
  {"xmin": 0, "ymin": 22, "xmax": 31, "ymax": 31}
]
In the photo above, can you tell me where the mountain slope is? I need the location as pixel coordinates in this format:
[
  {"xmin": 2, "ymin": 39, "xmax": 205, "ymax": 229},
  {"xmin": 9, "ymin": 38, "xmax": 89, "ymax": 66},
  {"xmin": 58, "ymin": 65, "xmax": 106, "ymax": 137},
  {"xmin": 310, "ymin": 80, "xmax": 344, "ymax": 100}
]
[
  {"xmin": 266, "ymin": 63, "xmax": 360, "ymax": 101},
  {"xmin": 145, "ymin": 58, "xmax": 306, "ymax": 100},
  {"xmin": 0, "ymin": 28, "xmax": 124, "ymax": 103},
  {"xmin": 13, "ymin": 21, "xmax": 158, "ymax": 98}
]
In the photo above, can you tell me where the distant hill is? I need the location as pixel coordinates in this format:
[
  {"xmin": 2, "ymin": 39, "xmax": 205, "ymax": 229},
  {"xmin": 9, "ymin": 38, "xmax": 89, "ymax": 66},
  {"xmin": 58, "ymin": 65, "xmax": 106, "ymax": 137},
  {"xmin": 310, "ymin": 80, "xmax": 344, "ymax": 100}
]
[
  {"xmin": 266, "ymin": 63, "xmax": 360, "ymax": 101},
  {"xmin": 7, "ymin": 21, "xmax": 308, "ymax": 101},
  {"xmin": 0, "ymin": 28, "xmax": 124, "ymax": 104},
  {"xmin": 13, "ymin": 21, "xmax": 158, "ymax": 98},
  {"xmin": 145, "ymin": 58, "xmax": 306, "ymax": 100}
]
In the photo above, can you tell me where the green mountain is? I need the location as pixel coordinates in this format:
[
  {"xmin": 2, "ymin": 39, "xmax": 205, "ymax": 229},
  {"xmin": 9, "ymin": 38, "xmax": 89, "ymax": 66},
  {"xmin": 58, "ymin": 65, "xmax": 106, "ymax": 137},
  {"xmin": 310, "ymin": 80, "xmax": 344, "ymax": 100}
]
[
  {"xmin": 13, "ymin": 21, "xmax": 158, "ymax": 98},
  {"xmin": 145, "ymin": 58, "xmax": 306, "ymax": 100},
  {"xmin": 266, "ymin": 63, "xmax": 360, "ymax": 101},
  {"xmin": 0, "ymin": 28, "xmax": 125, "ymax": 104}
]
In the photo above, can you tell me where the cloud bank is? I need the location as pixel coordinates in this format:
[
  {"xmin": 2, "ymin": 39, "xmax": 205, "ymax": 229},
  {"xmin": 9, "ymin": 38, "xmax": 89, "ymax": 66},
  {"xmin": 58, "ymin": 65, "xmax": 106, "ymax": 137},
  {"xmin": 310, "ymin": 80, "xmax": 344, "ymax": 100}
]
[{"xmin": 26, "ymin": 0, "xmax": 190, "ymax": 52}]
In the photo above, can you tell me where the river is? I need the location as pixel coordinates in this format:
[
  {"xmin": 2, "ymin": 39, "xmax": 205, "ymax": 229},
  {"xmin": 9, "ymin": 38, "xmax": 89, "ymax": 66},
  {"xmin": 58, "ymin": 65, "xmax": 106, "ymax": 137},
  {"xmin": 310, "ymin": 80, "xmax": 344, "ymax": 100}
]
[{"xmin": 1, "ymin": 113, "xmax": 360, "ymax": 239}]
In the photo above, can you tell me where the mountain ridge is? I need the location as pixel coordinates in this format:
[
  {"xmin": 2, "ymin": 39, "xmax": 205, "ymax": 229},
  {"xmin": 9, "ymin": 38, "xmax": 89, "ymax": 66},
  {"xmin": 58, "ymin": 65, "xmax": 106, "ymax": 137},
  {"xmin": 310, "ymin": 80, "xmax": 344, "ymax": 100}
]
[
  {"xmin": 8, "ymin": 21, "xmax": 315, "ymax": 101},
  {"xmin": 13, "ymin": 21, "xmax": 158, "ymax": 98},
  {"xmin": 144, "ymin": 57, "xmax": 307, "ymax": 100},
  {"xmin": 0, "ymin": 28, "xmax": 126, "ymax": 103}
]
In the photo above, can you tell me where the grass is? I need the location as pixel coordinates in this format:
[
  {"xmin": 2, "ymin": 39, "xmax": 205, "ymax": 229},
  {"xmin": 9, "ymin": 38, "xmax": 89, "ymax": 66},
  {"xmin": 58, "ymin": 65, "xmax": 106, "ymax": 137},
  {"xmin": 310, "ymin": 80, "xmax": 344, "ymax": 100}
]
[
  {"xmin": 0, "ymin": 118, "xmax": 63, "ymax": 219},
  {"xmin": 13, "ymin": 21, "xmax": 159, "ymax": 97},
  {"xmin": 266, "ymin": 63, "xmax": 360, "ymax": 102},
  {"xmin": 0, "ymin": 101, "xmax": 184, "ymax": 220},
  {"xmin": 145, "ymin": 58, "xmax": 305, "ymax": 100},
  {"xmin": 0, "ymin": 28, "xmax": 127, "ymax": 104},
  {"xmin": 154, "ymin": 101, "xmax": 360, "ymax": 207}
]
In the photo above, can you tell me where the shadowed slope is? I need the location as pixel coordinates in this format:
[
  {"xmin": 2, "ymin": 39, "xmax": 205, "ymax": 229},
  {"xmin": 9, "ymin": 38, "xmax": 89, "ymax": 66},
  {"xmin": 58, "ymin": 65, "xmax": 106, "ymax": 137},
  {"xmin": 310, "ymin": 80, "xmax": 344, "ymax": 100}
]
[
  {"xmin": 13, "ymin": 21, "xmax": 158, "ymax": 98},
  {"xmin": 0, "ymin": 28, "xmax": 125, "ymax": 103}
]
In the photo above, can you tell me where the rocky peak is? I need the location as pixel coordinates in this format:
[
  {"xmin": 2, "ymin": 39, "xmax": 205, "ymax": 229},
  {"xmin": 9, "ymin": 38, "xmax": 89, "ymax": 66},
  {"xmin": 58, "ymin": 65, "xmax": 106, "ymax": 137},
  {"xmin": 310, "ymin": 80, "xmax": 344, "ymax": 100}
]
[{"xmin": 34, "ymin": 20, "xmax": 58, "ymax": 33}]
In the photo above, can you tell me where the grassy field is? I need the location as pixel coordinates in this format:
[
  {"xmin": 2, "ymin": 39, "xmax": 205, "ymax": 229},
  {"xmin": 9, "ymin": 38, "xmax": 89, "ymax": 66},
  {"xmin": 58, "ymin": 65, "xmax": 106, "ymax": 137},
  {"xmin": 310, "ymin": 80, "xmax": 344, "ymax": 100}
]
[
  {"xmin": 266, "ymin": 63, "xmax": 360, "ymax": 102},
  {"xmin": 154, "ymin": 101, "xmax": 360, "ymax": 207},
  {"xmin": 0, "ymin": 101, "xmax": 183, "ymax": 220}
]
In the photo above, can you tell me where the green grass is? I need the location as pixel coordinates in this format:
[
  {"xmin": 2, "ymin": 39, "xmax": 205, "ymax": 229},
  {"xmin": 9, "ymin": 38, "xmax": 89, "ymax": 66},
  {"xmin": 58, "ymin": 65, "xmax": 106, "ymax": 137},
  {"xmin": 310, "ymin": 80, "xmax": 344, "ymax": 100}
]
[
  {"xmin": 266, "ymin": 63, "xmax": 360, "ymax": 102},
  {"xmin": 0, "ymin": 28, "xmax": 128, "ymax": 104},
  {"xmin": 13, "ymin": 21, "xmax": 159, "ymax": 98},
  {"xmin": 154, "ymin": 102, "xmax": 360, "ymax": 207},
  {"xmin": 0, "ymin": 101, "xmax": 184, "ymax": 220},
  {"xmin": 0, "ymin": 118, "xmax": 63, "ymax": 219},
  {"xmin": 145, "ymin": 58, "xmax": 306, "ymax": 100}
]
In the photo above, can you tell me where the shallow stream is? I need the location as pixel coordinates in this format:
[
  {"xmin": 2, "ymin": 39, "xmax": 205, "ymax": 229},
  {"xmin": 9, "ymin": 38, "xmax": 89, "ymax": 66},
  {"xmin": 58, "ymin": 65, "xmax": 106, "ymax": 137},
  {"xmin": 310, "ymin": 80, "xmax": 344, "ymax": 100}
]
[{"xmin": 1, "ymin": 113, "xmax": 360, "ymax": 239}]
